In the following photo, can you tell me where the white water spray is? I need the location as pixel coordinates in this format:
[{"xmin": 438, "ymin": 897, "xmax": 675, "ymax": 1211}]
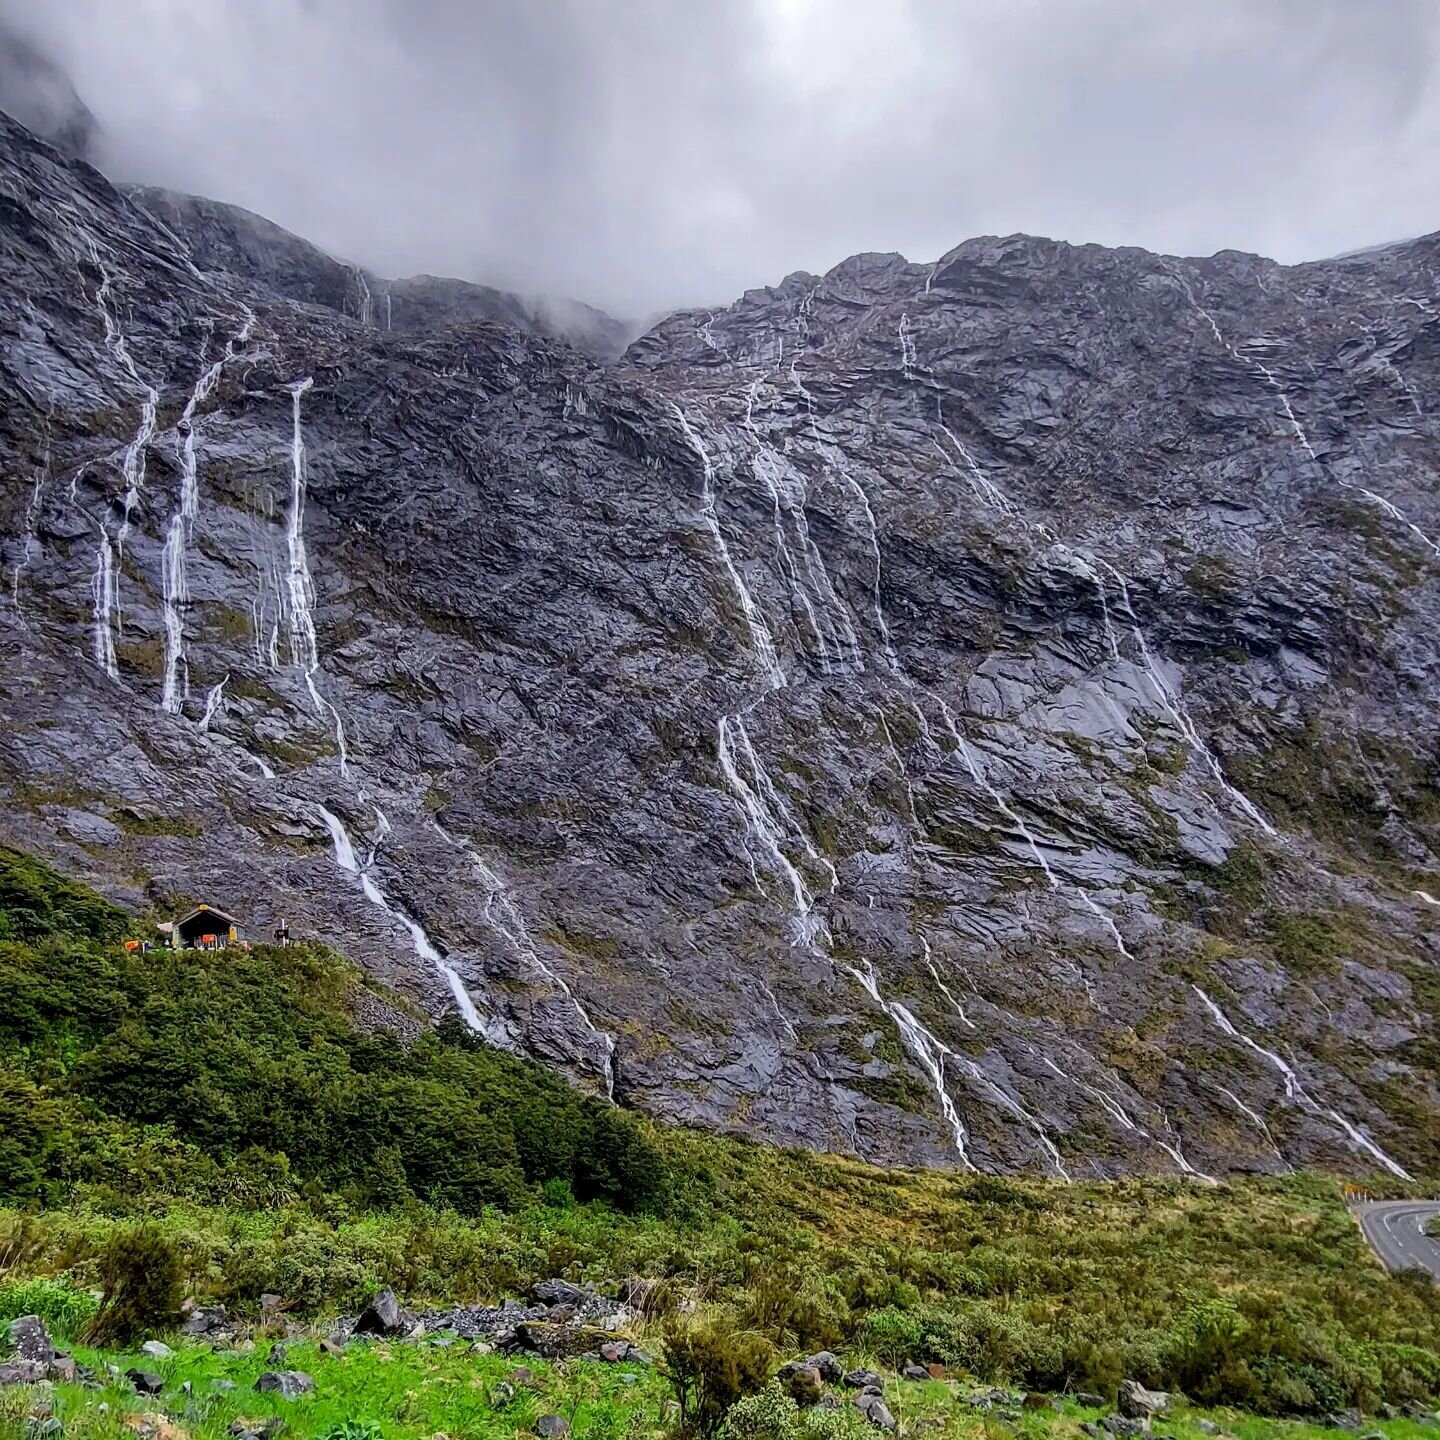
[{"xmin": 198, "ymin": 674, "xmax": 228, "ymax": 731}]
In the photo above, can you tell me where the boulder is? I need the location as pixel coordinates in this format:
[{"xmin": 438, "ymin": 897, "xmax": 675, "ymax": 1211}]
[
  {"xmin": 140, "ymin": 1342, "xmax": 172, "ymax": 1360},
  {"xmin": 1117, "ymin": 1380, "xmax": 1170, "ymax": 1422},
  {"xmin": 1074, "ymin": 1393, "xmax": 1108, "ymax": 1409},
  {"xmin": 253, "ymin": 1372, "xmax": 314, "ymax": 1399},
  {"xmin": 535, "ymin": 1418, "xmax": 570, "ymax": 1439},
  {"xmin": 844, "ymin": 1369, "xmax": 884, "ymax": 1390},
  {"xmin": 531, "ymin": 1280, "xmax": 591, "ymax": 1308},
  {"xmin": 229, "ymin": 1420, "xmax": 286, "ymax": 1440},
  {"xmin": 598, "ymin": 1342, "xmax": 628, "ymax": 1363},
  {"xmin": 780, "ymin": 1364, "xmax": 824, "ymax": 1407},
  {"xmin": 512, "ymin": 1322, "xmax": 615, "ymax": 1360},
  {"xmin": 0, "ymin": 1362, "xmax": 47, "ymax": 1385},
  {"xmin": 353, "ymin": 1289, "xmax": 406, "ymax": 1337},
  {"xmin": 854, "ymin": 1394, "xmax": 897, "ymax": 1431},
  {"xmin": 123, "ymin": 1413, "xmax": 189, "ymax": 1440},
  {"xmin": 1101, "ymin": 1417, "xmax": 1146, "ymax": 1438},
  {"xmin": 9, "ymin": 1317, "xmax": 54, "ymax": 1366},
  {"xmin": 902, "ymin": 1363, "xmax": 931, "ymax": 1382},
  {"xmin": 48, "ymin": 1355, "xmax": 78, "ymax": 1384},
  {"xmin": 180, "ymin": 1307, "xmax": 229, "ymax": 1338},
  {"xmin": 806, "ymin": 1352, "xmax": 843, "ymax": 1384},
  {"xmin": 126, "ymin": 1370, "xmax": 165, "ymax": 1396}
]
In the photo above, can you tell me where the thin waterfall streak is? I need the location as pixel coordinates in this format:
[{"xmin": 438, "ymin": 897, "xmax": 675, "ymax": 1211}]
[
  {"xmin": 432, "ymin": 820, "xmax": 616, "ymax": 1097},
  {"xmin": 1097, "ymin": 560, "xmax": 1274, "ymax": 834},
  {"xmin": 90, "ymin": 530, "xmax": 119, "ymax": 680},
  {"xmin": 1192, "ymin": 986, "xmax": 1410, "ymax": 1179},
  {"xmin": 198, "ymin": 674, "xmax": 228, "ymax": 732},
  {"xmin": 1167, "ymin": 262, "xmax": 1440, "ymax": 558},
  {"xmin": 674, "ymin": 404, "xmax": 784, "ymax": 688},
  {"xmin": 159, "ymin": 514, "xmax": 188, "ymax": 712},
  {"xmin": 313, "ymin": 804, "xmax": 494, "ymax": 1039},
  {"xmin": 1216, "ymin": 1082, "xmax": 1291, "ymax": 1168},
  {"xmin": 717, "ymin": 713, "xmax": 817, "ymax": 937},
  {"xmin": 845, "ymin": 960, "xmax": 974, "ymax": 1168},
  {"xmin": 284, "ymin": 378, "xmax": 349, "ymax": 775}
]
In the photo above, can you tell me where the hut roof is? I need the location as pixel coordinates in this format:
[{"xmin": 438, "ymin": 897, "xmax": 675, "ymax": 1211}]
[{"xmin": 175, "ymin": 904, "xmax": 241, "ymax": 929}]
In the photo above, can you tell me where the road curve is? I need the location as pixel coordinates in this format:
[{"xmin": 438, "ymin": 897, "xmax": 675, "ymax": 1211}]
[{"xmin": 1354, "ymin": 1201, "xmax": 1440, "ymax": 1278}]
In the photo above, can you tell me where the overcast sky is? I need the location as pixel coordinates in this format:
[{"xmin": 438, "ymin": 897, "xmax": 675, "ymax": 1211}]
[{"xmin": 10, "ymin": 0, "xmax": 1440, "ymax": 318}]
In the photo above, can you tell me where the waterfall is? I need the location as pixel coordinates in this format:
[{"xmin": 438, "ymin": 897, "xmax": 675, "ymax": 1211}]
[
  {"xmin": 933, "ymin": 412, "xmax": 1018, "ymax": 515},
  {"xmin": 1192, "ymin": 985, "xmax": 1410, "ymax": 1179},
  {"xmin": 283, "ymin": 379, "xmax": 349, "ymax": 772},
  {"xmin": 932, "ymin": 696, "xmax": 1133, "ymax": 957},
  {"xmin": 159, "ymin": 515, "xmax": 188, "ymax": 711},
  {"xmin": 351, "ymin": 266, "xmax": 373, "ymax": 327},
  {"xmin": 10, "ymin": 425, "xmax": 49, "ymax": 622},
  {"xmin": 743, "ymin": 379, "xmax": 853, "ymax": 673},
  {"xmin": 84, "ymin": 239, "xmax": 159, "ymax": 553},
  {"xmin": 1038, "ymin": 1053, "xmax": 1210, "ymax": 1180},
  {"xmin": 898, "ymin": 313, "xmax": 918, "ymax": 380},
  {"xmin": 781, "ymin": 356, "xmax": 891, "ymax": 669},
  {"xmin": 313, "ymin": 804, "xmax": 495, "ymax": 1037},
  {"xmin": 1167, "ymin": 263, "xmax": 1440, "ymax": 559},
  {"xmin": 845, "ymin": 959, "xmax": 974, "ymax": 1168},
  {"xmin": 921, "ymin": 935, "xmax": 977, "ymax": 1030},
  {"xmin": 1215, "ymin": 1082, "xmax": 1291, "ymax": 1169},
  {"xmin": 1095, "ymin": 560, "xmax": 1274, "ymax": 834},
  {"xmin": 717, "ymin": 713, "xmax": 820, "ymax": 938},
  {"xmin": 90, "ymin": 530, "xmax": 119, "ymax": 680},
  {"xmin": 431, "ymin": 821, "xmax": 617, "ymax": 1096},
  {"xmin": 198, "ymin": 674, "xmax": 228, "ymax": 732},
  {"xmin": 674, "ymin": 404, "xmax": 785, "ymax": 689}
]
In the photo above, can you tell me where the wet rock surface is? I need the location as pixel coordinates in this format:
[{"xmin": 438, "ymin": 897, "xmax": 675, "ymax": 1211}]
[{"xmin": 1, "ymin": 107, "xmax": 1439, "ymax": 1177}]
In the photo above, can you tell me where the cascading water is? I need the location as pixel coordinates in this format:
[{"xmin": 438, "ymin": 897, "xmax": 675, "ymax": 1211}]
[
  {"xmin": 283, "ymin": 378, "xmax": 349, "ymax": 772},
  {"xmin": 717, "ymin": 713, "xmax": 819, "ymax": 936},
  {"xmin": 159, "ymin": 514, "xmax": 188, "ymax": 711},
  {"xmin": 1038, "ymin": 1053, "xmax": 1210, "ymax": 1179},
  {"xmin": 90, "ymin": 529, "xmax": 119, "ymax": 680},
  {"xmin": 1192, "ymin": 985, "xmax": 1410, "ymax": 1178},
  {"xmin": 674, "ymin": 404, "xmax": 785, "ymax": 689},
  {"xmin": 1166, "ymin": 263, "xmax": 1440, "ymax": 559},
  {"xmin": 431, "ymin": 820, "xmax": 617, "ymax": 1096},
  {"xmin": 846, "ymin": 958, "xmax": 974, "ymax": 1167},
  {"xmin": 1093, "ymin": 559, "xmax": 1274, "ymax": 834},
  {"xmin": 742, "ymin": 378, "xmax": 858, "ymax": 674},
  {"xmin": 314, "ymin": 803, "xmax": 494, "ymax": 1036},
  {"xmin": 198, "ymin": 674, "xmax": 228, "ymax": 732}
]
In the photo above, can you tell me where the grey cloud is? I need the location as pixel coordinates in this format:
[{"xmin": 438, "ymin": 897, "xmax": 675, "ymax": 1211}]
[{"xmin": 6, "ymin": 0, "xmax": 1439, "ymax": 317}]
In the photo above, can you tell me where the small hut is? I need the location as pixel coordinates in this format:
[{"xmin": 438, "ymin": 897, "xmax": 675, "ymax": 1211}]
[{"xmin": 170, "ymin": 904, "xmax": 242, "ymax": 950}]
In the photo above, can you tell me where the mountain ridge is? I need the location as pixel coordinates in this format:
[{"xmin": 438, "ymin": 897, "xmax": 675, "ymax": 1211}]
[{"xmin": 1, "ymin": 104, "xmax": 1438, "ymax": 1181}]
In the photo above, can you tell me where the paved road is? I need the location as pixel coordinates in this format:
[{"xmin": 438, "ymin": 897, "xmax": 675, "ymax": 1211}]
[{"xmin": 1354, "ymin": 1202, "xmax": 1440, "ymax": 1278}]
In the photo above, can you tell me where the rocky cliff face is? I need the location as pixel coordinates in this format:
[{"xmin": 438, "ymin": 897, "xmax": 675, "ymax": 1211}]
[{"xmin": 2, "ymin": 108, "xmax": 1438, "ymax": 1180}]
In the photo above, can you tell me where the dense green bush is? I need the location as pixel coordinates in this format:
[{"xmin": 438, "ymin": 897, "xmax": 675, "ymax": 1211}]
[
  {"xmin": 85, "ymin": 1225, "xmax": 184, "ymax": 1346},
  {"xmin": 662, "ymin": 1315, "xmax": 774, "ymax": 1439},
  {"xmin": 0, "ymin": 846, "xmax": 666, "ymax": 1216}
]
